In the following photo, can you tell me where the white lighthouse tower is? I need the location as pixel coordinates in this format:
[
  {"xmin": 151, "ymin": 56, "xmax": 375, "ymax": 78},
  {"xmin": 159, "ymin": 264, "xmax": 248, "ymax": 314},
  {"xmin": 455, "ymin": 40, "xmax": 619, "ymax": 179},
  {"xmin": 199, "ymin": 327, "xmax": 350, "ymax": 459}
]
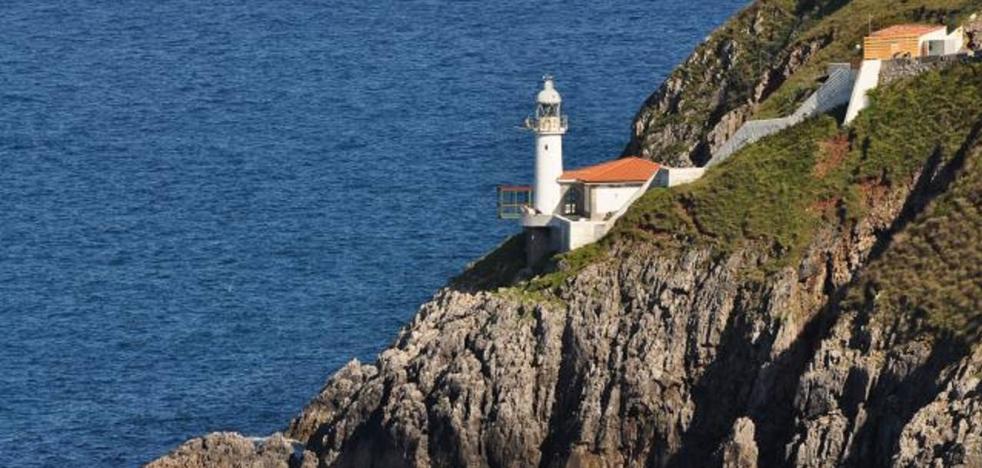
[{"xmin": 525, "ymin": 75, "xmax": 568, "ymax": 215}]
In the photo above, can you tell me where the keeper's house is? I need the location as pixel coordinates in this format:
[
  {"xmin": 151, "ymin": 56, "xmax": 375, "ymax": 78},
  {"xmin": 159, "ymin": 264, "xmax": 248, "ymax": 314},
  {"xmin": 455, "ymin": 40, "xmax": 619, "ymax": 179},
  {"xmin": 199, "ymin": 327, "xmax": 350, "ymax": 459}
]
[
  {"xmin": 862, "ymin": 24, "xmax": 964, "ymax": 60},
  {"xmin": 498, "ymin": 77, "xmax": 663, "ymax": 264},
  {"xmin": 556, "ymin": 157, "xmax": 661, "ymax": 222}
]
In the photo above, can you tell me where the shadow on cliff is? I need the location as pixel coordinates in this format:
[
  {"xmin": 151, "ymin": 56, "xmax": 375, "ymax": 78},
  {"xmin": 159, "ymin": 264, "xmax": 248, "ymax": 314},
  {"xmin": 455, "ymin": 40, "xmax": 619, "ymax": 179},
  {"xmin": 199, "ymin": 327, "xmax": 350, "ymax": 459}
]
[
  {"xmin": 536, "ymin": 310, "xmax": 586, "ymax": 468},
  {"xmin": 447, "ymin": 235, "xmax": 531, "ymax": 293},
  {"xmin": 660, "ymin": 117, "xmax": 980, "ymax": 467},
  {"xmin": 754, "ymin": 118, "xmax": 980, "ymax": 466},
  {"xmin": 654, "ymin": 284, "xmax": 767, "ymax": 467},
  {"xmin": 304, "ymin": 383, "xmax": 412, "ymax": 468}
]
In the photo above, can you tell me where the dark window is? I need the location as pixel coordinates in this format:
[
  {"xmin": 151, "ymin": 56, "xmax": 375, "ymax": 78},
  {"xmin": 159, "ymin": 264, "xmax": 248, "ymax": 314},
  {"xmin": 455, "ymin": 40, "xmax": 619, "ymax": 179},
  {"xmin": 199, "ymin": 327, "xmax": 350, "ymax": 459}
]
[{"xmin": 563, "ymin": 186, "xmax": 582, "ymax": 216}]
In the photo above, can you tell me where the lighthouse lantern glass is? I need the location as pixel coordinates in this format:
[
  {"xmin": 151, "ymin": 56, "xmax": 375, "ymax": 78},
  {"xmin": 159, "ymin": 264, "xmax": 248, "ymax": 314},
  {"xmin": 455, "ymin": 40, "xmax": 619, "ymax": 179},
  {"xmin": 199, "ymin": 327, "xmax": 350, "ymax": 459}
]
[{"xmin": 537, "ymin": 103, "xmax": 560, "ymax": 119}]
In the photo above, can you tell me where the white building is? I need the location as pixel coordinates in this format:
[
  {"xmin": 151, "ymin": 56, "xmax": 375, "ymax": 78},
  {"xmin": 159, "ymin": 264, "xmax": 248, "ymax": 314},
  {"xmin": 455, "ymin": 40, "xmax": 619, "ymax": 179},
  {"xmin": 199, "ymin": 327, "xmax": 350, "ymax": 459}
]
[
  {"xmin": 557, "ymin": 157, "xmax": 663, "ymax": 221},
  {"xmin": 846, "ymin": 24, "xmax": 966, "ymax": 124},
  {"xmin": 514, "ymin": 77, "xmax": 662, "ymax": 264}
]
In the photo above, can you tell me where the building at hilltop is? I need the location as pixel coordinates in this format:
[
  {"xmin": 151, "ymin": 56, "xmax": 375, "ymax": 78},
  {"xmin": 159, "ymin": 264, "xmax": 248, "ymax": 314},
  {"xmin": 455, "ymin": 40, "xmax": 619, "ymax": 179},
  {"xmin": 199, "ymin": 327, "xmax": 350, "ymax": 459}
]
[
  {"xmin": 557, "ymin": 157, "xmax": 661, "ymax": 222},
  {"xmin": 499, "ymin": 27, "xmax": 971, "ymax": 263},
  {"xmin": 845, "ymin": 24, "xmax": 966, "ymax": 124},
  {"xmin": 862, "ymin": 24, "xmax": 962, "ymax": 60}
]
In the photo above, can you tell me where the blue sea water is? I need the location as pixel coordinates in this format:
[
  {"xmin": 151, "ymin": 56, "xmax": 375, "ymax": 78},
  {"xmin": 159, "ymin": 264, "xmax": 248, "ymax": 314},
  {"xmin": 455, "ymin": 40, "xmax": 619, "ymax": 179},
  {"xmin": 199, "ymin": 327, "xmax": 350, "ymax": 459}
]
[{"xmin": 0, "ymin": 1, "xmax": 747, "ymax": 465}]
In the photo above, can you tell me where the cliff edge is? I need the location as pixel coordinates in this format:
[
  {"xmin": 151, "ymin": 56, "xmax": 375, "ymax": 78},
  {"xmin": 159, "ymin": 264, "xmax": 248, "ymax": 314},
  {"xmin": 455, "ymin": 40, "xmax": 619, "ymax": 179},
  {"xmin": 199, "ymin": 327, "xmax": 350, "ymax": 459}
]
[{"xmin": 151, "ymin": 1, "xmax": 982, "ymax": 466}]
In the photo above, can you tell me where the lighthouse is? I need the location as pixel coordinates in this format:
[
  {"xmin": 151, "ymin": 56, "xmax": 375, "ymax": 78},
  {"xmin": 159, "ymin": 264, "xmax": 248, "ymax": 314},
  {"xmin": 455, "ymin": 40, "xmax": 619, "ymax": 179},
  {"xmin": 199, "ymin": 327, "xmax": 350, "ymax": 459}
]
[
  {"xmin": 498, "ymin": 75, "xmax": 662, "ymax": 266},
  {"xmin": 525, "ymin": 75, "xmax": 568, "ymax": 215}
]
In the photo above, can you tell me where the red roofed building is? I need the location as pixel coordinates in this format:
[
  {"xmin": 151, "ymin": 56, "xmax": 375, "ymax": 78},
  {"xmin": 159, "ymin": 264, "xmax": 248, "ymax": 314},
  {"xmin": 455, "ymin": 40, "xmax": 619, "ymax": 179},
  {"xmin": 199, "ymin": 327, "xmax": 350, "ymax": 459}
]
[
  {"xmin": 556, "ymin": 157, "xmax": 660, "ymax": 221},
  {"xmin": 503, "ymin": 78, "xmax": 695, "ymax": 263},
  {"xmin": 863, "ymin": 24, "xmax": 950, "ymax": 60},
  {"xmin": 558, "ymin": 157, "xmax": 661, "ymax": 184}
]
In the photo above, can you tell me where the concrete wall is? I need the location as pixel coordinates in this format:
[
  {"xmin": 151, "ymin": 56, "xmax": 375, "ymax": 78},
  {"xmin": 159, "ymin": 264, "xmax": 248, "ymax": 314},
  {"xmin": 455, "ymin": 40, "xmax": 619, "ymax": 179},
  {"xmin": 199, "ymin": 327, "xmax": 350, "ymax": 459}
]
[
  {"xmin": 879, "ymin": 56, "xmax": 962, "ymax": 86},
  {"xmin": 524, "ymin": 227, "xmax": 555, "ymax": 266},
  {"xmin": 588, "ymin": 185, "xmax": 642, "ymax": 218},
  {"xmin": 709, "ymin": 65, "xmax": 856, "ymax": 166},
  {"xmin": 946, "ymin": 28, "xmax": 966, "ymax": 54},
  {"xmin": 920, "ymin": 29, "xmax": 950, "ymax": 49},
  {"xmin": 844, "ymin": 59, "xmax": 882, "ymax": 125},
  {"xmin": 790, "ymin": 65, "xmax": 858, "ymax": 121},
  {"xmin": 548, "ymin": 217, "xmax": 608, "ymax": 252},
  {"xmin": 654, "ymin": 167, "xmax": 706, "ymax": 187},
  {"xmin": 565, "ymin": 220, "xmax": 608, "ymax": 251},
  {"xmin": 709, "ymin": 118, "xmax": 792, "ymax": 166}
]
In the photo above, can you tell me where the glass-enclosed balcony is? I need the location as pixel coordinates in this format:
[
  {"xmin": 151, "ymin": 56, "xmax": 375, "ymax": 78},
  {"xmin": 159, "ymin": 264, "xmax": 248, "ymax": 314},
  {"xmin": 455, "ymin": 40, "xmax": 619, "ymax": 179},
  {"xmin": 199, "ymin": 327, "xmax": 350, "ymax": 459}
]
[{"xmin": 496, "ymin": 185, "xmax": 533, "ymax": 219}]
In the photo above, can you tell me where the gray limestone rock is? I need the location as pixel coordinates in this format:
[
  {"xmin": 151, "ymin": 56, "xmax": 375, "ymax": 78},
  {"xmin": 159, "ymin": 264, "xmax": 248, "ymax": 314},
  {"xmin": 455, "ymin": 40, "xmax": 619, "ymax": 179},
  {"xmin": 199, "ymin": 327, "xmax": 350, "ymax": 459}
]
[{"xmin": 147, "ymin": 432, "xmax": 316, "ymax": 468}]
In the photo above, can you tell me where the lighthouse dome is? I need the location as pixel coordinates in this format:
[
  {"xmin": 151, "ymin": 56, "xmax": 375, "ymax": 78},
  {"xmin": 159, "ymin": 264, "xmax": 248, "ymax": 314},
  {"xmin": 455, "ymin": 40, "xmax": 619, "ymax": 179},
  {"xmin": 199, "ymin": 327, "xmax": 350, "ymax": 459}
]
[{"xmin": 537, "ymin": 77, "xmax": 562, "ymax": 104}]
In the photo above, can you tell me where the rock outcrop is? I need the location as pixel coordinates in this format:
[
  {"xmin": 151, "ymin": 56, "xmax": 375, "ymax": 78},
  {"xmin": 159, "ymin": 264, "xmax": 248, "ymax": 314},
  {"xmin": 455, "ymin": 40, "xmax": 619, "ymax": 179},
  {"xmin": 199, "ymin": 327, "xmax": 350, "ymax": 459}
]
[
  {"xmin": 255, "ymin": 131, "xmax": 977, "ymax": 468},
  {"xmin": 148, "ymin": 433, "xmax": 316, "ymax": 468},
  {"xmin": 149, "ymin": 2, "xmax": 982, "ymax": 467},
  {"xmin": 623, "ymin": 1, "xmax": 838, "ymax": 167},
  {"xmin": 720, "ymin": 418, "xmax": 758, "ymax": 468}
]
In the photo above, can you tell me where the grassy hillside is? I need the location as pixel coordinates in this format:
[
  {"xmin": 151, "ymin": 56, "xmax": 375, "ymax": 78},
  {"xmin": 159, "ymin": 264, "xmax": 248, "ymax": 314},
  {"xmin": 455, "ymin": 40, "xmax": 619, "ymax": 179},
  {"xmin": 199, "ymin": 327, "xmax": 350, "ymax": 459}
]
[
  {"xmin": 861, "ymin": 138, "xmax": 980, "ymax": 340},
  {"xmin": 517, "ymin": 63, "xmax": 982, "ymax": 340},
  {"xmin": 623, "ymin": 62, "xmax": 980, "ymax": 266},
  {"xmin": 627, "ymin": 0, "xmax": 982, "ymax": 165},
  {"xmin": 755, "ymin": 0, "xmax": 982, "ymax": 118}
]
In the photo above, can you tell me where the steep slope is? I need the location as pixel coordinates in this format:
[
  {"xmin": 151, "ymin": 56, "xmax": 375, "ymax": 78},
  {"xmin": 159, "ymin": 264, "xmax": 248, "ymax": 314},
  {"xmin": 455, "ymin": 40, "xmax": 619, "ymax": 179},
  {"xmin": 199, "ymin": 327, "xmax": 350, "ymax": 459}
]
[
  {"xmin": 624, "ymin": 0, "xmax": 981, "ymax": 167},
  {"xmin": 154, "ymin": 64, "xmax": 982, "ymax": 467},
  {"xmin": 150, "ymin": 8, "xmax": 982, "ymax": 468}
]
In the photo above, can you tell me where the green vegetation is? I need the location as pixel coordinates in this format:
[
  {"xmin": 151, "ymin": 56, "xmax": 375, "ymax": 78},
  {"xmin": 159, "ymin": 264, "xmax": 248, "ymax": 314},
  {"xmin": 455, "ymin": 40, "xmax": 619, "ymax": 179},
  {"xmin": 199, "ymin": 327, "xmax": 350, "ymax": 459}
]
[
  {"xmin": 489, "ymin": 241, "xmax": 607, "ymax": 305},
  {"xmin": 450, "ymin": 235, "xmax": 527, "ymax": 292},
  {"xmin": 619, "ymin": 115, "xmax": 845, "ymax": 277},
  {"xmin": 755, "ymin": 0, "xmax": 982, "ymax": 118},
  {"xmin": 863, "ymin": 140, "xmax": 981, "ymax": 341},
  {"xmin": 852, "ymin": 67, "xmax": 982, "ymax": 181},
  {"xmin": 514, "ymin": 64, "xmax": 982, "ymax": 305},
  {"xmin": 526, "ymin": 242, "xmax": 608, "ymax": 291},
  {"xmin": 642, "ymin": 63, "xmax": 977, "ymax": 265}
]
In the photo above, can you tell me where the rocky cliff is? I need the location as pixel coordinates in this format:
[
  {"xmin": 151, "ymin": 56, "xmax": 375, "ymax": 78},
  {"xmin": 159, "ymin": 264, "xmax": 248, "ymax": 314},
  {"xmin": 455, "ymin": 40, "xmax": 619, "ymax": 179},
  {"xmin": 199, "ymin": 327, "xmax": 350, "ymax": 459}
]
[
  {"xmin": 623, "ymin": 0, "xmax": 981, "ymax": 168},
  {"xmin": 151, "ymin": 2, "xmax": 982, "ymax": 467}
]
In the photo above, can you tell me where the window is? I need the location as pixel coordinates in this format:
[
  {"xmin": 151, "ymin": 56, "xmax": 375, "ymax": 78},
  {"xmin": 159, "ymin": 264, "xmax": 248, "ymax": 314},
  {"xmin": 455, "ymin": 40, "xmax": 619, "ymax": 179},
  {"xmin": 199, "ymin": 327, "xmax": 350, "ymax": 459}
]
[
  {"xmin": 563, "ymin": 186, "xmax": 582, "ymax": 216},
  {"xmin": 497, "ymin": 185, "xmax": 533, "ymax": 219}
]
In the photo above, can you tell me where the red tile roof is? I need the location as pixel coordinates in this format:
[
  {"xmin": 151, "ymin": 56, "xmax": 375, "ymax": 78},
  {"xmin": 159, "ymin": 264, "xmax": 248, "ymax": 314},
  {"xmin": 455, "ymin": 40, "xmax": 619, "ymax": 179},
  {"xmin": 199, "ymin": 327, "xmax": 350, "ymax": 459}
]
[
  {"xmin": 870, "ymin": 24, "xmax": 945, "ymax": 38},
  {"xmin": 559, "ymin": 156, "xmax": 661, "ymax": 184}
]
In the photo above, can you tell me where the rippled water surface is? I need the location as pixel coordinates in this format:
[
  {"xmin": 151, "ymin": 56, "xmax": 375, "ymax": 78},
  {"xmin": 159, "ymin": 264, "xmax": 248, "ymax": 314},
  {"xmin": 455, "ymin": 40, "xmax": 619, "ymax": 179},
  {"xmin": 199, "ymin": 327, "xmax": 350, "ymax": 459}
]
[{"xmin": 0, "ymin": 1, "xmax": 747, "ymax": 465}]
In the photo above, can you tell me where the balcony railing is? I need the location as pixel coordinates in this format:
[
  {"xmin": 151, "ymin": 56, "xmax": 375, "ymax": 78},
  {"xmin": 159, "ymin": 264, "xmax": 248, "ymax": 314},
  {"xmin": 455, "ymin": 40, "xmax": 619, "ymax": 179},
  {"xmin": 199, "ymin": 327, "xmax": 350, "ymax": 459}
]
[{"xmin": 497, "ymin": 185, "xmax": 533, "ymax": 219}]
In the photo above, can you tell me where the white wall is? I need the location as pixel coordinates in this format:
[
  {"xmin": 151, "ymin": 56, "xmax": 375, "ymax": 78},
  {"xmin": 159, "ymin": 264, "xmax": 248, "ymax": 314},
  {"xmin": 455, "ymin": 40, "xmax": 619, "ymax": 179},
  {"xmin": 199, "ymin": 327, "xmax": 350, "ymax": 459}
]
[
  {"xmin": 654, "ymin": 167, "xmax": 706, "ymax": 186},
  {"xmin": 534, "ymin": 133, "xmax": 564, "ymax": 215},
  {"xmin": 589, "ymin": 185, "xmax": 643, "ymax": 217},
  {"xmin": 946, "ymin": 28, "xmax": 965, "ymax": 54},
  {"xmin": 563, "ymin": 220, "xmax": 608, "ymax": 251},
  {"xmin": 918, "ymin": 28, "xmax": 949, "ymax": 51},
  {"xmin": 844, "ymin": 59, "xmax": 883, "ymax": 125}
]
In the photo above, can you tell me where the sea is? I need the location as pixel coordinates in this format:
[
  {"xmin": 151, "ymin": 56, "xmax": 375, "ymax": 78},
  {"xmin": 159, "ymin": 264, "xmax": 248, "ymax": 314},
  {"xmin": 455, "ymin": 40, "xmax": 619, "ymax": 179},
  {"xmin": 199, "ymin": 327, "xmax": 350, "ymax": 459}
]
[{"xmin": 0, "ymin": 1, "xmax": 747, "ymax": 465}]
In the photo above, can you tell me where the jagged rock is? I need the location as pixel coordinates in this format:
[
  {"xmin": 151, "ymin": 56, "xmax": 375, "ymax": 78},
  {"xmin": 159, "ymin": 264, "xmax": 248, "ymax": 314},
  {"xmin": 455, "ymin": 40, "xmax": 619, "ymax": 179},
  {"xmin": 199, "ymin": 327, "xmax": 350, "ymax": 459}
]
[
  {"xmin": 965, "ymin": 16, "xmax": 982, "ymax": 51},
  {"xmin": 891, "ymin": 347, "xmax": 982, "ymax": 468},
  {"xmin": 148, "ymin": 3, "xmax": 982, "ymax": 467},
  {"xmin": 147, "ymin": 433, "xmax": 316, "ymax": 468},
  {"xmin": 150, "ymin": 134, "xmax": 980, "ymax": 467},
  {"xmin": 720, "ymin": 418, "xmax": 758, "ymax": 468},
  {"xmin": 624, "ymin": 2, "xmax": 836, "ymax": 167}
]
